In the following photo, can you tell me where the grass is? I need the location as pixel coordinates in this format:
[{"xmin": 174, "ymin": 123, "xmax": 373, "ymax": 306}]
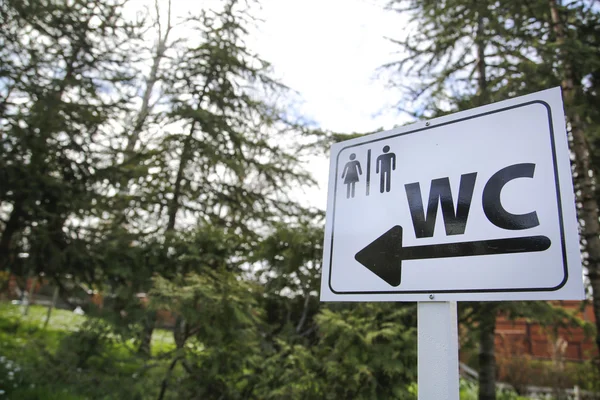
[
  {"xmin": 0, "ymin": 303, "xmax": 175, "ymax": 349},
  {"xmin": 0, "ymin": 302, "xmax": 84, "ymax": 332},
  {"xmin": 0, "ymin": 302, "xmax": 178, "ymax": 400}
]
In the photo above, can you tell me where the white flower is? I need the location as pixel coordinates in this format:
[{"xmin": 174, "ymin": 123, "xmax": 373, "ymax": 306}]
[{"xmin": 0, "ymin": 389, "xmax": 5, "ymax": 394}]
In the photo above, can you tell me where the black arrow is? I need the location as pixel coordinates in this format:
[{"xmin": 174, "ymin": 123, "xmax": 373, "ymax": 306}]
[{"xmin": 354, "ymin": 225, "xmax": 551, "ymax": 287}]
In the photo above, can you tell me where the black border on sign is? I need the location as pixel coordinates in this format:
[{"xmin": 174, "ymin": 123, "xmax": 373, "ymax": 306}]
[{"xmin": 328, "ymin": 100, "xmax": 568, "ymax": 295}]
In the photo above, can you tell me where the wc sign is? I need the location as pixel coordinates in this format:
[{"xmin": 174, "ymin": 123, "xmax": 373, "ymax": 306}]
[{"xmin": 320, "ymin": 88, "xmax": 584, "ymax": 301}]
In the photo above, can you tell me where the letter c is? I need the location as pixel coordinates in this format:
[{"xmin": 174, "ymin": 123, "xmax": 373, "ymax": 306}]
[{"xmin": 482, "ymin": 163, "xmax": 540, "ymax": 230}]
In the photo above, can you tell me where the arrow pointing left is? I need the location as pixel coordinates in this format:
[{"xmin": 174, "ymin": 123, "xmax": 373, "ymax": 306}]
[{"xmin": 354, "ymin": 225, "xmax": 551, "ymax": 287}]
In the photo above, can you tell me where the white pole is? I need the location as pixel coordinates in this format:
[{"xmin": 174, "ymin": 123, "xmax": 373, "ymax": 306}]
[{"xmin": 418, "ymin": 301, "xmax": 459, "ymax": 400}]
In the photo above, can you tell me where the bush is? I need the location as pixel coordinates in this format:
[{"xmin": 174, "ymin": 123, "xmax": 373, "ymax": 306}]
[
  {"xmin": 54, "ymin": 318, "xmax": 114, "ymax": 369},
  {"xmin": 0, "ymin": 356, "xmax": 24, "ymax": 396},
  {"xmin": 9, "ymin": 386, "xmax": 85, "ymax": 400}
]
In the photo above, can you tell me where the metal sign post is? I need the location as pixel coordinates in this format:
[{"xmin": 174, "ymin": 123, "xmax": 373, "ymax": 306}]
[{"xmin": 418, "ymin": 301, "xmax": 459, "ymax": 400}]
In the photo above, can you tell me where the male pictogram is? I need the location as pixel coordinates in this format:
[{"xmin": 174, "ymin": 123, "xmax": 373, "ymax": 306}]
[
  {"xmin": 376, "ymin": 145, "xmax": 396, "ymax": 193},
  {"xmin": 341, "ymin": 153, "xmax": 362, "ymax": 199}
]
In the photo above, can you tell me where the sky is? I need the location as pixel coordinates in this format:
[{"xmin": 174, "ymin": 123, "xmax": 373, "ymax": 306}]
[
  {"xmin": 247, "ymin": 0, "xmax": 409, "ymax": 208},
  {"xmin": 251, "ymin": 0, "xmax": 405, "ymax": 133}
]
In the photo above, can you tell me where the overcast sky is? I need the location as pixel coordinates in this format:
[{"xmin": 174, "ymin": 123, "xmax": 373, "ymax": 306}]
[
  {"xmin": 251, "ymin": 0, "xmax": 405, "ymax": 133},
  {"xmin": 248, "ymin": 0, "xmax": 408, "ymax": 208}
]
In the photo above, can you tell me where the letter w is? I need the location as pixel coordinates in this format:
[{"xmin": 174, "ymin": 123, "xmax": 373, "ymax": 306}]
[{"xmin": 404, "ymin": 173, "xmax": 477, "ymax": 238}]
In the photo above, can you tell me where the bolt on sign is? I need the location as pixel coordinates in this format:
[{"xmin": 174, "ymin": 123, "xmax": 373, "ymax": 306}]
[{"xmin": 320, "ymin": 87, "xmax": 584, "ymax": 302}]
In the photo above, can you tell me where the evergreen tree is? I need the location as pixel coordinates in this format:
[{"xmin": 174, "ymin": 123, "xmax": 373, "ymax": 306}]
[
  {"xmin": 253, "ymin": 219, "xmax": 324, "ymax": 338},
  {"xmin": 543, "ymin": 0, "xmax": 600, "ymax": 367},
  {"xmin": 93, "ymin": 0, "xmax": 325, "ymax": 359},
  {"xmin": 0, "ymin": 1, "xmax": 425, "ymax": 398},
  {"xmin": 158, "ymin": 0, "xmax": 314, "ymax": 234},
  {"xmin": 384, "ymin": 0, "xmax": 600, "ymax": 395},
  {"xmin": 0, "ymin": 0, "xmax": 141, "ymax": 293},
  {"xmin": 253, "ymin": 303, "xmax": 418, "ymax": 399}
]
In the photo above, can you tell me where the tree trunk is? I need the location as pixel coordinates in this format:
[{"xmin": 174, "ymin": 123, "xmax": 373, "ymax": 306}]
[
  {"xmin": 163, "ymin": 64, "xmax": 217, "ymax": 364},
  {"xmin": 478, "ymin": 304, "xmax": 497, "ymax": 400},
  {"xmin": 124, "ymin": 0, "xmax": 172, "ymax": 156},
  {"xmin": 473, "ymin": 12, "xmax": 498, "ymax": 399},
  {"xmin": 173, "ymin": 315, "xmax": 187, "ymax": 349},
  {"xmin": 127, "ymin": 2, "xmax": 173, "ymax": 355},
  {"xmin": 166, "ymin": 66, "xmax": 216, "ymax": 232},
  {"xmin": 138, "ymin": 310, "xmax": 156, "ymax": 357},
  {"xmin": 166, "ymin": 126, "xmax": 194, "ymax": 231},
  {"xmin": 157, "ymin": 355, "xmax": 181, "ymax": 400},
  {"xmin": 122, "ymin": 1, "xmax": 176, "ymax": 356},
  {"xmin": 0, "ymin": 200, "xmax": 24, "ymax": 270},
  {"xmin": 43, "ymin": 286, "xmax": 60, "ymax": 329},
  {"xmin": 22, "ymin": 275, "xmax": 38, "ymax": 316},
  {"xmin": 474, "ymin": 14, "xmax": 488, "ymax": 103},
  {"xmin": 548, "ymin": 0, "xmax": 600, "ymax": 365},
  {"xmin": 295, "ymin": 292, "xmax": 311, "ymax": 334}
]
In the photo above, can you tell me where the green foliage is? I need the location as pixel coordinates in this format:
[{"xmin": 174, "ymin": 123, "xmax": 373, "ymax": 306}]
[
  {"xmin": 247, "ymin": 303, "xmax": 417, "ymax": 400},
  {"xmin": 311, "ymin": 304, "xmax": 418, "ymax": 399},
  {"xmin": 497, "ymin": 357, "xmax": 600, "ymax": 392},
  {"xmin": 151, "ymin": 269, "xmax": 262, "ymax": 346},
  {"xmin": 8, "ymin": 387, "xmax": 86, "ymax": 400},
  {"xmin": 4, "ymin": 0, "xmax": 599, "ymax": 398},
  {"xmin": 253, "ymin": 219, "xmax": 323, "ymax": 311},
  {"xmin": 55, "ymin": 318, "xmax": 115, "ymax": 369},
  {"xmin": 0, "ymin": 0, "xmax": 412, "ymax": 398},
  {"xmin": 68, "ymin": 0, "xmax": 327, "ymax": 356},
  {"xmin": 0, "ymin": 0, "xmax": 141, "ymax": 279},
  {"xmin": 0, "ymin": 303, "xmax": 178, "ymax": 399},
  {"xmin": 386, "ymin": 0, "xmax": 600, "ymax": 395},
  {"xmin": 146, "ymin": 267, "xmax": 419, "ymax": 400},
  {"xmin": 459, "ymin": 379, "xmax": 531, "ymax": 400},
  {"xmin": 150, "ymin": 269, "xmax": 265, "ymax": 399},
  {"xmin": 0, "ymin": 355, "xmax": 25, "ymax": 397},
  {"xmin": 385, "ymin": 0, "xmax": 600, "ymax": 114}
]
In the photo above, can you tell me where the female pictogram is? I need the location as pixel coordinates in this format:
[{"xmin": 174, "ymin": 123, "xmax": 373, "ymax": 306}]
[{"xmin": 341, "ymin": 153, "xmax": 362, "ymax": 199}]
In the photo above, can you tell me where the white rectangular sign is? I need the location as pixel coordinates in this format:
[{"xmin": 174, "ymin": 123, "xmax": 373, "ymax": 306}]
[{"xmin": 320, "ymin": 87, "xmax": 584, "ymax": 301}]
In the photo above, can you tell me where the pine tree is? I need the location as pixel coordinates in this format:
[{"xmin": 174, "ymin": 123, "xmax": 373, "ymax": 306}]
[
  {"xmin": 384, "ymin": 0, "xmax": 600, "ymax": 395},
  {"xmin": 154, "ymin": 0, "xmax": 320, "ymax": 357},
  {"xmin": 97, "ymin": 0, "xmax": 324, "ymax": 359},
  {"xmin": 0, "ymin": 0, "xmax": 141, "ymax": 292},
  {"xmin": 158, "ymin": 0, "xmax": 314, "ymax": 234},
  {"xmin": 543, "ymin": 0, "xmax": 600, "ymax": 368},
  {"xmin": 253, "ymin": 218, "xmax": 324, "ymax": 337}
]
